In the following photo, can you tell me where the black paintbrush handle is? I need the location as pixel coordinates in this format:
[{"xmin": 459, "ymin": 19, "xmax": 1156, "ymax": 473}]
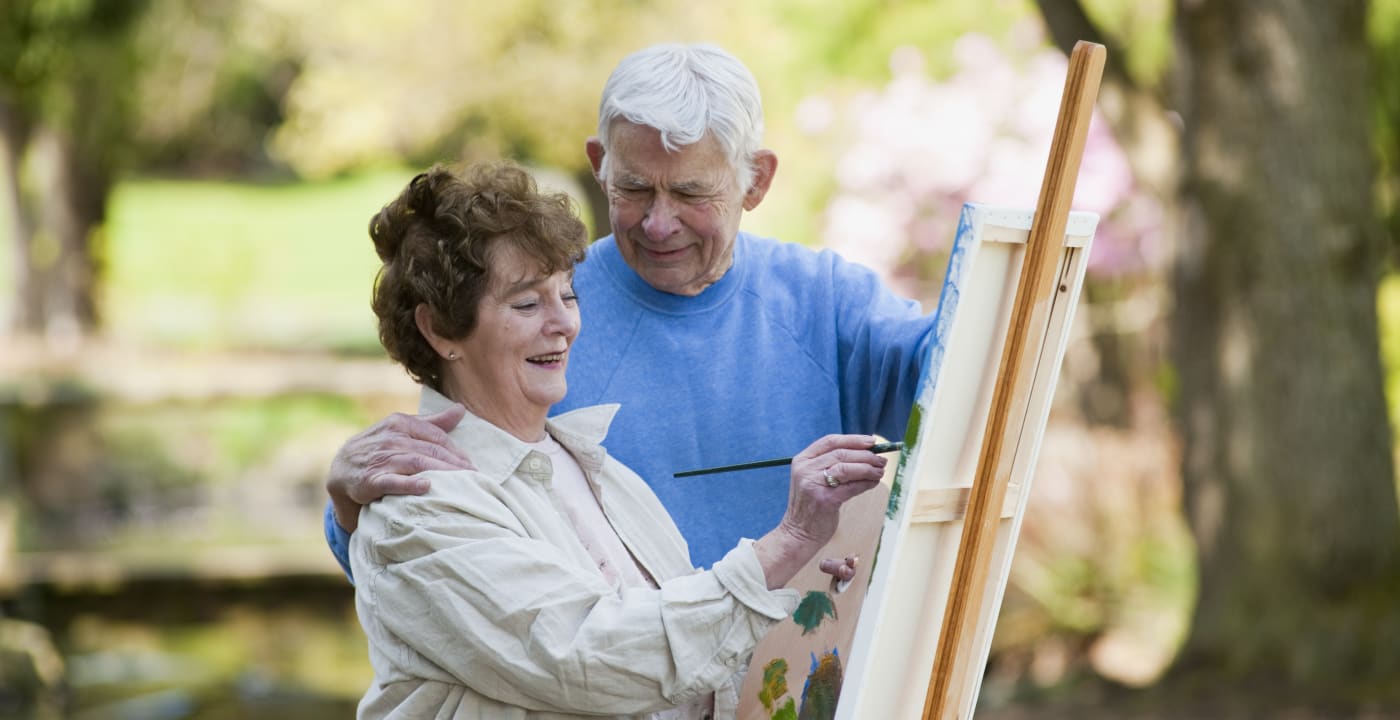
[{"xmin": 673, "ymin": 441, "xmax": 903, "ymax": 478}]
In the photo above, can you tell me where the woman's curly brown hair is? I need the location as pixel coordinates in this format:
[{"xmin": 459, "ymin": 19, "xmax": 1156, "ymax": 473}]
[{"xmin": 369, "ymin": 161, "xmax": 588, "ymax": 391}]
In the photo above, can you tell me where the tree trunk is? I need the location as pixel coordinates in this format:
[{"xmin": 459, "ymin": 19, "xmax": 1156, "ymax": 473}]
[
  {"xmin": 1, "ymin": 123, "xmax": 105, "ymax": 343},
  {"xmin": 1035, "ymin": 0, "xmax": 1180, "ymax": 431},
  {"xmin": 1170, "ymin": 0, "xmax": 1400, "ymax": 700},
  {"xmin": 1035, "ymin": 0, "xmax": 1181, "ymax": 197},
  {"xmin": 0, "ymin": 96, "xmax": 35, "ymax": 335},
  {"xmin": 34, "ymin": 128, "xmax": 105, "ymax": 340},
  {"xmin": 574, "ymin": 165, "xmax": 610, "ymax": 242}
]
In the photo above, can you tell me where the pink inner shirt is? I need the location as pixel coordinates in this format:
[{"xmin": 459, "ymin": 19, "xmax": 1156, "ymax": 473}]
[
  {"xmin": 528, "ymin": 433, "xmax": 652, "ymax": 591},
  {"xmin": 527, "ymin": 434, "xmax": 716, "ymax": 720}
]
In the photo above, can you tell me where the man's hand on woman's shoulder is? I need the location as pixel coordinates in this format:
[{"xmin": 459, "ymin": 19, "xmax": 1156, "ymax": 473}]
[{"xmin": 326, "ymin": 404, "xmax": 475, "ymax": 532}]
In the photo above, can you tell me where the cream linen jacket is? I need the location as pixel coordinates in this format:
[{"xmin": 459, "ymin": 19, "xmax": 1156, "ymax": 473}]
[{"xmin": 351, "ymin": 387, "xmax": 800, "ymax": 719}]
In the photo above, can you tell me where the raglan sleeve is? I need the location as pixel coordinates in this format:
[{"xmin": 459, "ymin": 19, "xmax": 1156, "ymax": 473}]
[{"xmin": 829, "ymin": 251, "xmax": 938, "ymax": 441}]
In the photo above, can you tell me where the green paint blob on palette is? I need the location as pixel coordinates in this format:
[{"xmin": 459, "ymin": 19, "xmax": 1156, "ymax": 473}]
[
  {"xmin": 791, "ymin": 591, "xmax": 838, "ymax": 635},
  {"xmin": 798, "ymin": 649, "xmax": 842, "ymax": 720},
  {"xmin": 758, "ymin": 658, "xmax": 791, "ymax": 715}
]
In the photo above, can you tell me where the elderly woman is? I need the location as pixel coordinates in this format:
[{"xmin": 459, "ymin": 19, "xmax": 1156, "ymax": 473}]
[{"xmin": 352, "ymin": 161, "xmax": 885, "ymax": 720}]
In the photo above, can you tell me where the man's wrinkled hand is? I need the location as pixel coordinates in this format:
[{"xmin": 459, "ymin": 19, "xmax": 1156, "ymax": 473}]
[{"xmin": 326, "ymin": 404, "xmax": 475, "ymax": 532}]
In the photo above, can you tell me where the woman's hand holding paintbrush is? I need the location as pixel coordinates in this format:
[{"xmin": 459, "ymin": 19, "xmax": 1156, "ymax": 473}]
[{"xmin": 681, "ymin": 439, "xmax": 903, "ymax": 588}]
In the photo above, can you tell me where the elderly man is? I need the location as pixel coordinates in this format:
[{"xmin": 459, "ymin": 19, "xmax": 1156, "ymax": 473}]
[{"xmin": 325, "ymin": 43, "xmax": 937, "ymax": 573}]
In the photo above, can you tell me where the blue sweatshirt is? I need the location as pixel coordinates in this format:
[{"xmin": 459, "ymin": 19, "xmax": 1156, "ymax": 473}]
[{"xmin": 327, "ymin": 232, "xmax": 935, "ymax": 574}]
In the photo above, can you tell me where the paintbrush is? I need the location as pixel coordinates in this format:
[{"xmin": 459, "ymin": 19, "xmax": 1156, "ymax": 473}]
[{"xmin": 673, "ymin": 441, "xmax": 904, "ymax": 478}]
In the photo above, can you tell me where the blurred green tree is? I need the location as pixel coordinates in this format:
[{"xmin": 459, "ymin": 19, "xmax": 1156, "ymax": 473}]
[
  {"xmin": 122, "ymin": 0, "xmax": 300, "ymax": 178},
  {"xmin": 1039, "ymin": 0, "xmax": 1400, "ymax": 703},
  {"xmin": 260, "ymin": 0, "xmax": 748, "ymax": 236},
  {"xmin": 1, "ymin": 0, "xmax": 767, "ymax": 341},
  {"xmin": 0, "ymin": 0, "xmax": 149, "ymax": 341},
  {"xmin": 0, "ymin": 0, "xmax": 301, "ymax": 342}
]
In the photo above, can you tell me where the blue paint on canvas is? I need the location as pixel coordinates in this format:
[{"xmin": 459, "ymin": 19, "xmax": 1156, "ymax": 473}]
[{"xmin": 885, "ymin": 203, "xmax": 979, "ymax": 520}]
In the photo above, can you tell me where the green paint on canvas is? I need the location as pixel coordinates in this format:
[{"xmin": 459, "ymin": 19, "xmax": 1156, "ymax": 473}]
[
  {"xmin": 866, "ymin": 532, "xmax": 885, "ymax": 579},
  {"xmin": 792, "ymin": 591, "xmax": 838, "ymax": 635},
  {"xmin": 886, "ymin": 403, "xmax": 922, "ymax": 519}
]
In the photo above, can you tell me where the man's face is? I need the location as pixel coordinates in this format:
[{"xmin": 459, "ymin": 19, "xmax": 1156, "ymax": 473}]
[{"xmin": 594, "ymin": 122, "xmax": 770, "ymax": 296}]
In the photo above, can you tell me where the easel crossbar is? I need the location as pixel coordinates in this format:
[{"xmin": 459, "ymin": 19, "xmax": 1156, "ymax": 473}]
[{"xmin": 909, "ymin": 484, "xmax": 1022, "ymax": 524}]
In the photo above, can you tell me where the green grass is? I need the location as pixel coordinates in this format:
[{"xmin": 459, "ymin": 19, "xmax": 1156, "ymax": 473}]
[{"xmin": 102, "ymin": 170, "xmax": 418, "ymax": 352}]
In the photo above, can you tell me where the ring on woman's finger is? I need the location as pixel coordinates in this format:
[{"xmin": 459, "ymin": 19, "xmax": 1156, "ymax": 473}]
[{"xmin": 823, "ymin": 469, "xmax": 840, "ymax": 488}]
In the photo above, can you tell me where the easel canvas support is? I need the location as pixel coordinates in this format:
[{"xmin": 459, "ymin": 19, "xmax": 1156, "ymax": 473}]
[{"xmin": 834, "ymin": 204, "xmax": 1098, "ymax": 719}]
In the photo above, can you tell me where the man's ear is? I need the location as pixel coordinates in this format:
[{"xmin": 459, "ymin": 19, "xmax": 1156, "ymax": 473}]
[
  {"xmin": 742, "ymin": 150, "xmax": 778, "ymax": 211},
  {"xmin": 585, "ymin": 137, "xmax": 606, "ymax": 187}
]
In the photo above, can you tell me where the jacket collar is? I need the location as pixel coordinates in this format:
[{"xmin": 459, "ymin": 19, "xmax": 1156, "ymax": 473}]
[{"xmin": 418, "ymin": 386, "xmax": 620, "ymax": 484}]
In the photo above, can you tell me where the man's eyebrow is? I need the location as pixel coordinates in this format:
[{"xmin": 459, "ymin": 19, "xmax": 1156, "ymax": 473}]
[{"xmin": 670, "ymin": 180, "xmax": 714, "ymax": 194}]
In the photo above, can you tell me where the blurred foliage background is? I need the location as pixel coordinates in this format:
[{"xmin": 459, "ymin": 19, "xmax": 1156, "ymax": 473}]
[{"xmin": 2, "ymin": 0, "xmax": 1399, "ymax": 718}]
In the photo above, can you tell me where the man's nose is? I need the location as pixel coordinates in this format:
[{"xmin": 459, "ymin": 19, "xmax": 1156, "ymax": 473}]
[{"xmin": 642, "ymin": 195, "xmax": 681, "ymax": 241}]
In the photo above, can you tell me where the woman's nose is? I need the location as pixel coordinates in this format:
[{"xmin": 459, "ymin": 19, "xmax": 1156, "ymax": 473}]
[{"xmin": 545, "ymin": 299, "xmax": 579, "ymax": 336}]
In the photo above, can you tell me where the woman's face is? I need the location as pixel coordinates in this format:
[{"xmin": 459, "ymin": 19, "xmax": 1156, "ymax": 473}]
[{"xmin": 449, "ymin": 245, "xmax": 580, "ymax": 434}]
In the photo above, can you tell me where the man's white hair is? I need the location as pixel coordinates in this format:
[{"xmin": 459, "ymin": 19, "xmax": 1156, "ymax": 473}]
[{"xmin": 596, "ymin": 43, "xmax": 765, "ymax": 193}]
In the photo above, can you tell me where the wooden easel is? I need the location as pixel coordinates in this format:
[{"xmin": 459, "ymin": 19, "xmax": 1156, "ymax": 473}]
[
  {"xmin": 737, "ymin": 41, "xmax": 1106, "ymax": 720},
  {"xmin": 922, "ymin": 41, "xmax": 1106, "ymax": 718},
  {"xmin": 844, "ymin": 41, "xmax": 1106, "ymax": 719}
]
